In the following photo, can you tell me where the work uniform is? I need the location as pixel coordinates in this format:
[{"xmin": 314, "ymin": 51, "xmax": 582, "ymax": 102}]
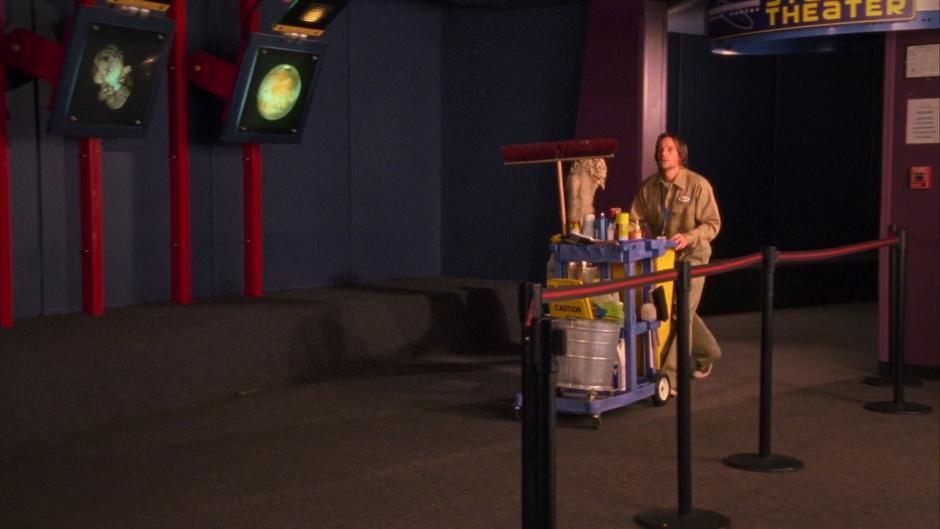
[{"xmin": 630, "ymin": 167, "xmax": 721, "ymax": 388}]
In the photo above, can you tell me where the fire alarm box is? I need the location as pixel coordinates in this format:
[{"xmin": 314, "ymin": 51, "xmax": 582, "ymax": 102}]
[{"xmin": 910, "ymin": 166, "xmax": 932, "ymax": 189}]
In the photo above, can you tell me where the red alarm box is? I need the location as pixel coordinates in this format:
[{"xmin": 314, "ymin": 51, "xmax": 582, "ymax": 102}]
[{"xmin": 910, "ymin": 166, "xmax": 932, "ymax": 190}]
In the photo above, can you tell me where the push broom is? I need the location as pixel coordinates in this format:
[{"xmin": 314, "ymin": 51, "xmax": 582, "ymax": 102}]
[{"xmin": 499, "ymin": 138, "xmax": 619, "ymax": 234}]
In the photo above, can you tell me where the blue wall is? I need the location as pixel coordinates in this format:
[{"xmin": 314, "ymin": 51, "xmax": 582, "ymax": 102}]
[
  {"xmin": 440, "ymin": 2, "xmax": 589, "ymax": 282},
  {"xmin": 6, "ymin": 0, "xmax": 448, "ymax": 317}
]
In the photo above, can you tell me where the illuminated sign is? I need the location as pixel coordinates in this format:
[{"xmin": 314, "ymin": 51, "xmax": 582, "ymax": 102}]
[
  {"xmin": 707, "ymin": 0, "xmax": 917, "ymax": 40},
  {"xmin": 106, "ymin": 0, "xmax": 173, "ymax": 12},
  {"xmin": 272, "ymin": 0, "xmax": 348, "ymax": 38}
]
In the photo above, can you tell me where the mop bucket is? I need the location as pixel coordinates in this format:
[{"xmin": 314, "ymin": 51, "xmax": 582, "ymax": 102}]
[{"xmin": 554, "ymin": 318, "xmax": 622, "ymax": 392}]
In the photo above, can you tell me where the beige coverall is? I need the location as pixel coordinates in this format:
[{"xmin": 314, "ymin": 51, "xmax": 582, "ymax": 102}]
[{"xmin": 630, "ymin": 168, "xmax": 722, "ymax": 388}]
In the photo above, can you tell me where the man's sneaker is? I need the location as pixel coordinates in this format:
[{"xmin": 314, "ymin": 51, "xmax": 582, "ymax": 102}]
[{"xmin": 692, "ymin": 362, "xmax": 713, "ymax": 379}]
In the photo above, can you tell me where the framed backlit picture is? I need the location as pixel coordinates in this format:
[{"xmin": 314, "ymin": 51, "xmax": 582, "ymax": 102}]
[
  {"xmin": 220, "ymin": 33, "xmax": 327, "ymax": 144},
  {"xmin": 48, "ymin": 5, "xmax": 174, "ymax": 138}
]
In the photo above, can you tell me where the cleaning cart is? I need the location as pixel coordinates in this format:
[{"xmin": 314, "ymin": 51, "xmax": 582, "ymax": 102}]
[{"xmin": 515, "ymin": 237, "xmax": 675, "ymax": 428}]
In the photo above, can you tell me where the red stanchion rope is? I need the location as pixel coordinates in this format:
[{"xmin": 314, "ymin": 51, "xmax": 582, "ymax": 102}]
[
  {"xmin": 541, "ymin": 269, "xmax": 679, "ymax": 302},
  {"xmin": 539, "ymin": 236, "xmax": 899, "ymax": 304},
  {"xmin": 778, "ymin": 237, "xmax": 898, "ymax": 263},
  {"xmin": 691, "ymin": 252, "xmax": 763, "ymax": 277}
]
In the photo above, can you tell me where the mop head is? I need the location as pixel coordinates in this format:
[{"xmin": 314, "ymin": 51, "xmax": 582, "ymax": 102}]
[{"xmin": 566, "ymin": 158, "xmax": 607, "ymax": 227}]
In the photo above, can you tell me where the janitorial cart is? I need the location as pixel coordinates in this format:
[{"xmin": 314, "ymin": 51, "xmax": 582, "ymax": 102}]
[{"xmin": 515, "ymin": 237, "xmax": 675, "ymax": 428}]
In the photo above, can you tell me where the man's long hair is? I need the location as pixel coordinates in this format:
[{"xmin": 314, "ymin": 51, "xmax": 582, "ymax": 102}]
[{"xmin": 654, "ymin": 132, "xmax": 689, "ymax": 167}]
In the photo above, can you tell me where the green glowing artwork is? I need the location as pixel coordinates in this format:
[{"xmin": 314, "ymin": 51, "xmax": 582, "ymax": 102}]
[
  {"xmin": 256, "ymin": 64, "xmax": 303, "ymax": 121},
  {"xmin": 92, "ymin": 44, "xmax": 133, "ymax": 110}
]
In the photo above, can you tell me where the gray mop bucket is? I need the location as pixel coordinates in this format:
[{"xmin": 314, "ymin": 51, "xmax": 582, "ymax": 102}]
[{"xmin": 554, "ymin": 318, "xmax": 622, "ymax": 391}]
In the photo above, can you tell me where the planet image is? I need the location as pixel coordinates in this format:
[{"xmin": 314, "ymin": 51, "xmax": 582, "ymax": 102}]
[
  {"xmin": 256, "ymin": 64, "xmax": 302, "ymax": 121},
  {"xmin": 92, "ymin": 44, "xmax": 133, "ymax": 110}
]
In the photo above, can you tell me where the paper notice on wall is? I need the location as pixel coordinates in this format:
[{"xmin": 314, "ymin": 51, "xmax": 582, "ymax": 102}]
[
  {"xmin": 906, "ymin": 44, "xmax": 940, "ymax": 78},
  {"xmin": 906, "ymin": 98, "xmax": 940, "ymax": 145}
]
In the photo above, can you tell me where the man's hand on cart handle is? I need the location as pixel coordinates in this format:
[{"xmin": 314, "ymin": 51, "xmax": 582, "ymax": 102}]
[{"xmin": 671, "ymin": 233, "xmax": 688, "ymax": 250}]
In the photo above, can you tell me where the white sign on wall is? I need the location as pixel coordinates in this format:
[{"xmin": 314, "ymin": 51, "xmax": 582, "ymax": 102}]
[
  {"xmin": 906, "ymin": 44, "xmax": 940, "ymax": 78},
  {"xmin": 906, "ymin": 98, "xmax": 940, "ymax": 144}
]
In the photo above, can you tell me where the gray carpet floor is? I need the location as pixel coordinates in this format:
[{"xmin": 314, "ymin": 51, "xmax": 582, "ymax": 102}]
[{"xmin": 2, "ymin": 302, "xmax": 938, "ymax": 528}]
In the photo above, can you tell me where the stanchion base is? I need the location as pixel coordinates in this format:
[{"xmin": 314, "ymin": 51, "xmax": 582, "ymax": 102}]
[
  {"xmin": 635, "ymin": 508, "xmax": 730, "ymax": 529},
  {"xmin": 862, "ymin": 375, "xmax": 922, "ymax": 387},
  {"xmin": 863, "ymin": 401, "xmax": 932, "ymax": 415},
  {"xmin": 722, "ymin": 452, "xmax": 804, "ymax": 472}
]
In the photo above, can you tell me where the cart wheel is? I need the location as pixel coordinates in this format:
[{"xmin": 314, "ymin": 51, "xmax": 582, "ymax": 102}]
[
  {"xmin": 591, "ymin": 415, "xmax": 601, "ymax": 429},
  {"xmin": 651, "ymin": 373, "xmax": 671, "ymax": 407},
  {"xmin": 512, "ymin": 406, "xmax": 522, "ymax": 421}
]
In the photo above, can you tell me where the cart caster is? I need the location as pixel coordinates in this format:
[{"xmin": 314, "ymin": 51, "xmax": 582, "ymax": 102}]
[
  {"xmin": 651, "ymin": 373, "xmax": 671, "ymax": 407},
  {"xmin": 591, "ymin": 415, "xmax": 601, "ymax": 429}
]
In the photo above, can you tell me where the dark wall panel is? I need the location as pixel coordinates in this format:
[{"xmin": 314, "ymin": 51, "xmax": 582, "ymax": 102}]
[
  {"xmin": 668, "ymin": 34, "xmax": 883, "ymax": 314},
  {"xmin": 774, "ymin": 49, "xmax": 882, "ymax": 250},
  {"xmin": 441, "ymin": 3, "xmax": 589, "ymax": 282},
  {"xmin": 349, "ymin": 0, "xmax": 442, "ymax": 282},
  {"xmin": 207, "ymin": 145, "xmax": 248, "ymax": 295},
  {"xmin": 37, "ymin": 80, "xmax": 82, "ymax": 314},
  {"xmin": 669, "ymin": 33, "xmax": 777, "ymax": 259},
  {"xmin": 263, "ymin": 5, "xmax": 352, "ymax": 289},
  {"xmin": 7, "ymin": 4, "xmax": 43, "ymax": 319},
  {"xmin": 101, "ymin": 101, "xmax": 172, "ymax": 307}
]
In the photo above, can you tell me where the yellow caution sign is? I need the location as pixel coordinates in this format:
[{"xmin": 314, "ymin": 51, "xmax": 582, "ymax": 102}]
[{"xmin": 546, "ymin": 278, "xmax": 594, "ymax": 319}]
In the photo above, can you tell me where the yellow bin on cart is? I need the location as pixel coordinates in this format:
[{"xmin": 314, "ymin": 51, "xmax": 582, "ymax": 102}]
[{"xmin": 609, "ymin": 246, "xmax": 675, "ymax": 369}]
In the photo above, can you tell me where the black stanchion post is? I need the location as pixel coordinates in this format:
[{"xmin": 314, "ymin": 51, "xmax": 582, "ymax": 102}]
[
  {"xmin": 863, "ymin": 225, "xmax": 922, "ymax": 388},
  {"xmin": 536, "ymin": 315, "xmax": 558, "ymax": 529},
  {"xmin": 678, "ymin": 260, "xmax": 691, "ymax": 516},
  {"xmin": 865, "ymin": 228, "xmax": 932, "ymax": 415},
  {"xmin": 636, "ymin": 261, "xmax": 730, "ymax": 529},
  {"xmin": 723, "ymin": 246, "xmax": 804, "ymax": 472},
  {"xmin": 520, "ymin": 282, "xmax": 560, "ymax": 529},
  {"xmin": 521, "ymin": 283, "xmax": 542, "ymax": 529},
  {"xmin": 520, "ymin": 283, "xmax": 535, "ymax": 529}
]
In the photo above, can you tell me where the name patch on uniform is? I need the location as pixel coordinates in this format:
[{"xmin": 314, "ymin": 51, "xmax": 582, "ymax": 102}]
[{"xmin": 678, "ymin": 195, "xmax": 691, "ymax": 203}]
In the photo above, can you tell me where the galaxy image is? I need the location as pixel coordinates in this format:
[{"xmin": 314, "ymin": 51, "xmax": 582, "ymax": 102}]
[
  {"xmin": 63, "ymin": 22, "xmax": 168, "ymax": 130},
  {"xmin": 92, "ymin": 44, "xmax": 133, "ymax": 110}
]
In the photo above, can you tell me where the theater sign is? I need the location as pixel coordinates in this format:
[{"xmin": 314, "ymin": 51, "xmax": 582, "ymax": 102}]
[{"xmin": 706, "ymin": 0, "xmax": 938, "ymax": 53}]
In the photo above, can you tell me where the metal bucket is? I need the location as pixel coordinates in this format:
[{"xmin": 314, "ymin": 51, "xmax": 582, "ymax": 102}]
[{"xmin": 554, "ymin": 318, "xmax": 622, "ymax": 391}]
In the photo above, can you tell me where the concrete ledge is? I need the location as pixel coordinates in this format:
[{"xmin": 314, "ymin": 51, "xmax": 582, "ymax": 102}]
[{"xmin": 0, "ymin": 277, "xmax": 521, "ymax": 455}]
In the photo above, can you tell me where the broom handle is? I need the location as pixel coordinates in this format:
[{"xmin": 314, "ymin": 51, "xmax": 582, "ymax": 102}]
[{"xmin": 556, "ymin": 160, "xmax": 567, "ymax": 234}]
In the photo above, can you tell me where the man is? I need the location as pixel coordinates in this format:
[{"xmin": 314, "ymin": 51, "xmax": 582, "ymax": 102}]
[{"xmin": 629, "ymin": 132, "xmax": 721, "ymax": 393}]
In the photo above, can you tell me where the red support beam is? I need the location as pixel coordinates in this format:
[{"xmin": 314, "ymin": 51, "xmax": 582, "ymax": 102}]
[
  {"xmin": 168, "ymin": 1, "xmax": 192, "ymax": 304},
  {"xmin": 241, "ymin": 0, "xmax": 263, "ymax": 297},
  {"xmin": 77, "ymin": 0, "xmax": 104, "ymax": 316},
  {"xmin": 184, "ymin": 51, "xmax": 238, "ymax": 101},
  {"xmin": 243, "ymin": 144, "xmax": 262, "ymax": 296},
  {"xmin": 0, "ymin": 0, "xmax": 13, "ymax": 328},
  {"xmin": 79, "ymin": 139, "xmax": 104, "ymax": 315},
  {"xmin": 0, "ymin": 29, "xmax": 65, "ymax": 85}
]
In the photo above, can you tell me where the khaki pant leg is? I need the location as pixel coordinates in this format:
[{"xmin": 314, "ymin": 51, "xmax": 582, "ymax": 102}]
[
  {"xmin": 692, "ymin": 313, "xmax": 721, "ymax": 364},
  {"xmin": 661, "ymin": 276, "xmax": 719, "ymax": 387}
]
